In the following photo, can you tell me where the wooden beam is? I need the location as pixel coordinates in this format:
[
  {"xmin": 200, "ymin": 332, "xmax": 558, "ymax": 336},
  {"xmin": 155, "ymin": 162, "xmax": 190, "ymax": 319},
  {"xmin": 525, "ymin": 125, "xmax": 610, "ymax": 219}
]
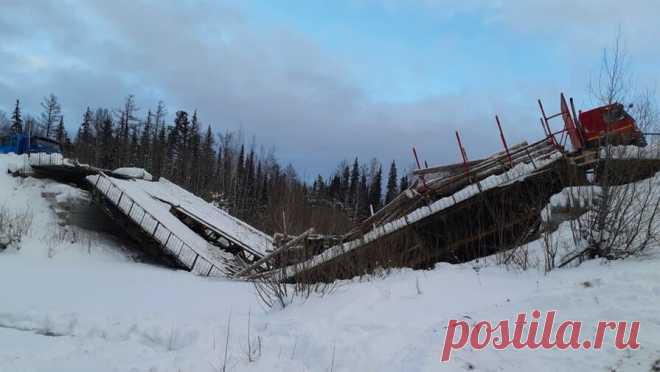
[{"xmin": 235, "ymin": 228, "xmax": 315, "ymax": 277}]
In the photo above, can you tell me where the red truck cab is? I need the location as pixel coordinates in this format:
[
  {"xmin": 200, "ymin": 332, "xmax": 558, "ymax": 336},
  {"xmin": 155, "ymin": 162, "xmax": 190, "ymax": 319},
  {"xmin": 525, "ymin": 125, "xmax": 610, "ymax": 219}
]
[{"xmin": 578, "ymin": 103, "xmax": 645, "ymax": 148}]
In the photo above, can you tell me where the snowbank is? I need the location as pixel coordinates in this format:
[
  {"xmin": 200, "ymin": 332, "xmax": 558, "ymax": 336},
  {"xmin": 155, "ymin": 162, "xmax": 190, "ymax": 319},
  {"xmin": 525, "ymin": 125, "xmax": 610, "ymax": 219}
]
[
  {"xmin": 113, "ymin": 167, "xmax": 154, "ymax": 180},
  {"xmin": 43, "ymin": 182, "xmax": 88, "ymax": 205},
  {"xmin": 601, "ymin": 143, "xmax": 660, "ymax": 159},
  {"xmin": 0, "ymin": 154, "xmax": 136, "ymax": 261},
  {"xmin": 0, "ymin": 246, "xmax": 659, "ymax": 371}
]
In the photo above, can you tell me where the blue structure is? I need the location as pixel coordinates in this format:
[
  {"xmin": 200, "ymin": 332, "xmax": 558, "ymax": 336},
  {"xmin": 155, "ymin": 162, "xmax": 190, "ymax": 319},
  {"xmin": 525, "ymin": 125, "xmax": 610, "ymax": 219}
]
[{"xmin": 0, "ymin": 133, "xmax": 62, "ymax": 155}]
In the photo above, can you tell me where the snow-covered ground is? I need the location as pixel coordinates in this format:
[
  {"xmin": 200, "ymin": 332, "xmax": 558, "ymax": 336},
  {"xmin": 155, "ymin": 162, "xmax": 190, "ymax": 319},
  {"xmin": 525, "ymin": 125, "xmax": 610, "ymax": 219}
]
[
  {"xmin": 1, "ymin": 154, "xmax": 659, "ymax": 372},
  {"xmin": 0, "ymin": 154, "xmax": 136, "ymax": 262}
]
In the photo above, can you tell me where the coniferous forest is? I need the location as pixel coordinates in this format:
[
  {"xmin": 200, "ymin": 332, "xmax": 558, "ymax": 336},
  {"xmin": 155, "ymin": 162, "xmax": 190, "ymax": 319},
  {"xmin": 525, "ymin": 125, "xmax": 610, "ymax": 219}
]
[{"xmin": 0, "ymin": 94, "xmax": 410, "ymax": 236}]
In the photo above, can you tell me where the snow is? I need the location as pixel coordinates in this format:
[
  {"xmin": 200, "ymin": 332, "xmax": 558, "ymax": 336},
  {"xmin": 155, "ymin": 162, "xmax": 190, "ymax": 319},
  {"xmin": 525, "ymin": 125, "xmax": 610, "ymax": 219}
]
[
  {"xmin": 139, "ymin": 178, "xmax": 272, "ymax": 255},
  {"xmin": 113, "ymin": 167, "xmax": 154, "ymax": 180},
  {"xmin": 43, "ymin": 182, "xmax": 88, "ymax": 204},
  {"xmin": 1, "ymin": 247, "xmax": 659, "ymax": 371},
  {"xmin": 2, "ymin": 153, "xmax": 660, "ymax": 371},
  {"xmin": 0, "ymin": 154, "xmax": 136, "ymax": 262},
  {"xmin": 601, "ymin": 143, "xmax": 660, "ymax": 159}
]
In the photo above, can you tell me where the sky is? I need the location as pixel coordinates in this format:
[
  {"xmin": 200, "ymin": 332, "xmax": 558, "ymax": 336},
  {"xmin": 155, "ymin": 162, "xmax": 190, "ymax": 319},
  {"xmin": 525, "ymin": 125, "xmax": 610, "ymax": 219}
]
[{"xmin": 0, "ymin": 0, "xmax": 659, "ymax": 179}]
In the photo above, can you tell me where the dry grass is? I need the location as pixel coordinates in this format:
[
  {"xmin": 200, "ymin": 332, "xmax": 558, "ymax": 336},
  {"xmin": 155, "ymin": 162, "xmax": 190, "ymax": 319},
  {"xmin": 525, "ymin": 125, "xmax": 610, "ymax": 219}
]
[{"xmin": 0, "ymin": 206, "xmax": 33, "ymax": 251}]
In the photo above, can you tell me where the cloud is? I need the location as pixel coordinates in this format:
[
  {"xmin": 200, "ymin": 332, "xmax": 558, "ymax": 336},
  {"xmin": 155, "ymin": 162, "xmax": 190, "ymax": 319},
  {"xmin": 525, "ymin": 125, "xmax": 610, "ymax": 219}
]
[{"xmin": 0, "ymin": 1, "xmax": 657, "ymax": 178}]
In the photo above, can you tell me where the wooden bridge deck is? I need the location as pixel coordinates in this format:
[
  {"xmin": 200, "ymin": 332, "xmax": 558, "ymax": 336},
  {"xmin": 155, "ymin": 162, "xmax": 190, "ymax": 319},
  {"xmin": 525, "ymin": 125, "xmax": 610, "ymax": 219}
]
[
  {"xmin": 263, "ymin": 145, "xmax": 565, "ymax": 283},
  {"xmin": 88, "ymin": 173, "xmax": 234, "ymax": 276}
]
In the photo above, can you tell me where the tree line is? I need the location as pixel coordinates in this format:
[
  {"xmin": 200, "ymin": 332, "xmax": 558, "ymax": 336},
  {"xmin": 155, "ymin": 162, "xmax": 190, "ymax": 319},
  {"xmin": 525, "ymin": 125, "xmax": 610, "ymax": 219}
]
[{"xmin": 0, "ymin": 95, "xmax": 410, "ymax": 235}]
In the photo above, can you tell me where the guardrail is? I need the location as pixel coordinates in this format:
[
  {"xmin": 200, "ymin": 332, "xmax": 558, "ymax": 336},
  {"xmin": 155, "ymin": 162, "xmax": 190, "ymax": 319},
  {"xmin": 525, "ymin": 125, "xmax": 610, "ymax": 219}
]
[
  {"xmin": 28, "ymin": 152, "xmax": 66, "ymax": 167},
  {"xmin": 90, "ymin": 172, "xmax": 226, "ymax": 277}
]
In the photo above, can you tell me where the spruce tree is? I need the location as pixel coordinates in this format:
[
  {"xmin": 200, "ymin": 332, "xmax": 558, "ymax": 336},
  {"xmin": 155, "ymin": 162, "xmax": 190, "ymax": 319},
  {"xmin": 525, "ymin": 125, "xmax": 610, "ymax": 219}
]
[
  {"xmin": 340, "ymin": 162, "xmax": 350, "ymax": 204},
  {"xmin": 172, "ymin": 110, "xmax": 190, "ymax": 183},
  {"xmin": 255, "ymin": 160, "xmax": 263, "ymax": 204},
  {"xmin": 10, "ymin": 99, "xmax": 23, "ymax": 134},
  {"xmin": 153, "ymin": 125, "xmax": 167, "ymax": 180},
  {"xmin": 385, "ymin": 160, "xmax": 398, "ymax": 204},
  {"xmin": 189, "ymin": 111, "xmax": 201, "ymax": 190},
  {"xmin": 200, "ymin": 125, "xmax": 216, "ymax": 193},
  {"xmin": 348, "ymin": 157, "xmax": 359, "ymax": 207},
  {"xmin": 328, "ymin": 173, "xmax": 341, "ymax": 202},
  {"xmin": 368, "ymin": 163, "xmax": 383, "ymax": 212},
  {"xmin": 214, "ymin": 142, "xmax": 223, "ymax": 191},
  {"xmin": 54, "ymin": 116, "xmax": 70, "ymax": 152},
  {"xmin": 313, "ymin": 174, "xmax": 326, "ymax": 197},
  {"xmin": 165, "ymin": 125, "xmax": 178, "ymax": 179},
  {"xmin": 399, "ymin": 174, "xmax": 409, "ymax": 193},
  {"xmin": 358, "ymin": 171, "xmax": 369, "ymax": 218},
  {"xmin": 259, "ymin": 174, "xmax": 269, "ymax": 209},
  {"xmin": 234, "ymin": 144, "xmax": 246, "ymax": 213},
  {"xmin": 80, "ymin": 108, "xmax": 93, "ymax": 136},
  {"xmin": 76, "ymin": 108, "xmax": 94, "ymax": 164},
  {"xmin": 221, "ymin": 133, "xmax": 233, "ymax": 196},
  {"xmin": 246, "ymin": 149, "xmax": 256, "ymax": 198},
  {"xmin": 244, "ymin": 149, "xmax": 256, "ymax": 219},
  {"xmin": 98, "ymin": 115, "xmax": 114, "ymax": 169}
]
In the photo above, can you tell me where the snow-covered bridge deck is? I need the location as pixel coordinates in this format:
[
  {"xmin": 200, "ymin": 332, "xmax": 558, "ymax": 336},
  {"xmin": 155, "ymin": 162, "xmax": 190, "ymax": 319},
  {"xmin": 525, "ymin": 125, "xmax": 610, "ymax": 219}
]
[
  {"xmin": 272, "ymin": 159, "xmax": 562, "ymax": 281},
  {"xmin": 87, "ymin": 172, "xmax": 273, "ymax": 276}
]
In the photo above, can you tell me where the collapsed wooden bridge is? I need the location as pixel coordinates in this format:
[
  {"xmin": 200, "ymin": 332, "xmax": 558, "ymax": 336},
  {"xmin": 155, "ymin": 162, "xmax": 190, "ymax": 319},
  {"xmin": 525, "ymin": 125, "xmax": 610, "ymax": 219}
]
[
  {"xmin": 242, "ymin": 141, "xmax": 660, "ymax": 283},
  {"xmin": 243, "ymin": 139, "xmax": 565, "ymax": 282}
]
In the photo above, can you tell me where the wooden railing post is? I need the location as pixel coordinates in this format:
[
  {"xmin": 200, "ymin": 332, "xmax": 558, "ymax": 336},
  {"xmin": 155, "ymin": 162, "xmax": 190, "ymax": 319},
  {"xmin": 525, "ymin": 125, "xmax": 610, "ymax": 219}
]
[
  {"xmin": 190, "ymin": 254, "xmax": 199, "ymax": 271},
  {"xmin": 164, "ymin": 232, "xmax": 173, "ymax": 247},
  {"xmin": 139, "ymin": 210, "xmax": 147, "ymax": 226}
]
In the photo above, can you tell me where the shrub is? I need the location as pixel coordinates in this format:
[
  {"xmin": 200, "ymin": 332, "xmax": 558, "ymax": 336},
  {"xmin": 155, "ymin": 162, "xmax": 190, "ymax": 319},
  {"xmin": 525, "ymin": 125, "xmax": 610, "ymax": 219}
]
[{"xmin": 0, "ymin": 206, "xmax": 33, "ymax": 251}]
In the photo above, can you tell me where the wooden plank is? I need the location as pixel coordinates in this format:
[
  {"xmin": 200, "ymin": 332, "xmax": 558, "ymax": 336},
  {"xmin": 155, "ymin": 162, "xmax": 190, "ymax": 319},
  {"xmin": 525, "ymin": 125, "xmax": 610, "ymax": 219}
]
[
  {"xmin": 234, "ymin": 228, "xmax": 315, "ymax": 277},
  {"xmin": 413, "ymin": 159, "xmax": 485, "ymax": 176},
  {"xmin": 172, "ymin": 205, "xmax": 266, "ymax": 259}
]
